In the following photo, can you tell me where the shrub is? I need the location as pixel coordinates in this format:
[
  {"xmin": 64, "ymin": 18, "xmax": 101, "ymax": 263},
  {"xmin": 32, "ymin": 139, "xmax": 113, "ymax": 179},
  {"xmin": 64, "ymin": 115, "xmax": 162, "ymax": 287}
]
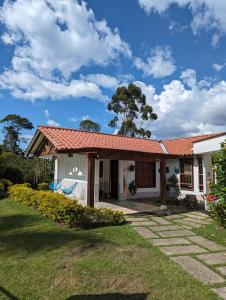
[
  {"xmin": 9, "ymin": 185, "xmax": 125, "ymax": 227},
  {"xmin": 0, "ymin": 179, "xmax": 13, "ymax": 197},
  {"xmin": 3, "ymin": 166, "xmax": 24, "ymax": 184},
  {"xmin": 37, "ymin": 182, "xmax": 49, "ymax": 191},
  {"xmin": 0, "ymin": 182, "xmax": 5, "ymax": 199}
]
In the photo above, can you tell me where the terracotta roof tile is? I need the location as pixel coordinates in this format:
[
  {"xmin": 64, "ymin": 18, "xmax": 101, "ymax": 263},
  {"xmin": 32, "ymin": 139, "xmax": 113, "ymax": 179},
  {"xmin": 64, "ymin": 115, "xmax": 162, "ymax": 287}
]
[
  {"xmin": 38, "ymin": 126, "xmax": 164, "ymax": 154},
  {"xmin": 162, "ymin": 133, "xmax": 224, "ymax": 155}
]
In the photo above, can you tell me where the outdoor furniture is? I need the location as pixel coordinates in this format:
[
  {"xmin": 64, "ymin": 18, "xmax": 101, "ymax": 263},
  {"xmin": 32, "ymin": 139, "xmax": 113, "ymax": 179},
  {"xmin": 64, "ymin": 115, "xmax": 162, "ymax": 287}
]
[
  {"xmin": 49, "ymin": 181, "xmax": 62, "ymax": 191},
  {"xmin": 62, "ymin": 182, "xmax": 77, "ymax": 195}
]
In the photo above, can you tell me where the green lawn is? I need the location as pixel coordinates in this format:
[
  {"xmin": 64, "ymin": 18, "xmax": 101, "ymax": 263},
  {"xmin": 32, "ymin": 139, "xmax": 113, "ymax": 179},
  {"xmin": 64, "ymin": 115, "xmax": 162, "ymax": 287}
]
[
  {"xmin": 193, "ymin": 223, "xmax": 226, "ymax": 247},
  {"xmin": 0, "ymin": 199, "xmax": 221, "ymax": 300}
]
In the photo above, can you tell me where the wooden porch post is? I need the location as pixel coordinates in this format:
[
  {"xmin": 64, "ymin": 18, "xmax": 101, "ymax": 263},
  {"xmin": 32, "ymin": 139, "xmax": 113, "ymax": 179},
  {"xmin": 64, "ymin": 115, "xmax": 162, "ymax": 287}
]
[
  {"xmin": 160, "ymin": 159, "xmax": 167, "ymax": 209},
  {"xmin": 87, "ymin": 153, "xmax": 96, "ymax": 208}
]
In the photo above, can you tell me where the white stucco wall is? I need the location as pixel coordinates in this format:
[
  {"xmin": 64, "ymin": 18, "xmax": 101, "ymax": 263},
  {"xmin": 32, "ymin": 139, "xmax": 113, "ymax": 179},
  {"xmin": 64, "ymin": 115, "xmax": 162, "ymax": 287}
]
[{"xmin": 193, "ymin": 135, "xmax": 226, "ymax": 154}]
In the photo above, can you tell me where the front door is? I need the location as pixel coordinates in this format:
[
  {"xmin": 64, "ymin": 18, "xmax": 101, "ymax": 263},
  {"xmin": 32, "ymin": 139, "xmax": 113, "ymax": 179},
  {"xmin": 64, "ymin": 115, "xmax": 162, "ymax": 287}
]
[{"xmin": 110, "ymin": 160, "xmax": 118, "ymax": 199}]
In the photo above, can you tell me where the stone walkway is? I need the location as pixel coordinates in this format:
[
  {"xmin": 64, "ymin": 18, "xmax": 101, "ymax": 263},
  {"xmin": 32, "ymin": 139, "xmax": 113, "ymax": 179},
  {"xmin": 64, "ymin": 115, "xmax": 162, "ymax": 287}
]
[{"xmin": 126, "ymin": 211, "xmax": 226, "ymax": 300}]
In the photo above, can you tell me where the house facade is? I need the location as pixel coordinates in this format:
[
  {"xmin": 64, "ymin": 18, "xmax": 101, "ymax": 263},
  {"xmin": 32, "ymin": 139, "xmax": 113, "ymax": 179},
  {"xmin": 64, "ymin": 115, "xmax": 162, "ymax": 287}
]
[{"xmin": 26, "ymin": 126, "xmax": 226, "ymax": 208}]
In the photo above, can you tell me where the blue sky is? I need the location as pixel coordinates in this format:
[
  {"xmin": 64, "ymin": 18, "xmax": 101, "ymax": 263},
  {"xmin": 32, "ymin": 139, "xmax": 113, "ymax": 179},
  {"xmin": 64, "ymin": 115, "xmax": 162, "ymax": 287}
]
[{"xmin": 0, "ymin": 0, "xmax": 226, "ymax": 145}]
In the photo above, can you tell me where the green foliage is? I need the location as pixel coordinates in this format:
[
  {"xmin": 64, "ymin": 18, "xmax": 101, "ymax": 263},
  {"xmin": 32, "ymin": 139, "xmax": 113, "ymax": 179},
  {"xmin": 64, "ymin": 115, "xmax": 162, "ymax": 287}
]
[
  {"xmin": 108, "ymin": 83, "xmax": 157, "ymax": 138},
  {"xmin": 0, "ymin": 114, "xmax": 34, "ymax": 153},
  {"xmin": 9, "ymin": 185, "xmax": 125, "ymax": 227},
  {"xmin": 37, "ymin": 182, "xmax": 49, "ymax": 190},
  {"xmin": 0, "ymin": 182, "xmax": 5, "ymax": 199},
  {"xmin": 209, "ymin": 141, "xmax": 226, "ymax": 227},
  {"xmin": 79, "ymin": 119, "xmax": 101, "ymax": 132},
  {"xmin": 3, "ymin": 166, "xmax": 24, "ymax": 184}
]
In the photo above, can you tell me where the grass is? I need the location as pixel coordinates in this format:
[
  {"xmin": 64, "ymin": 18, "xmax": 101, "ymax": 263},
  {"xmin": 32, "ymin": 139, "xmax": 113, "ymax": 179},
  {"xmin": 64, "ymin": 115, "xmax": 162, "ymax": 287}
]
[
  {"xmin": 0, "ymin": 199, "xmax": 221, "ymax": 300},
  {"xmin": 193, "ymin": 223, "xmax": 226, "ymax": 247}
]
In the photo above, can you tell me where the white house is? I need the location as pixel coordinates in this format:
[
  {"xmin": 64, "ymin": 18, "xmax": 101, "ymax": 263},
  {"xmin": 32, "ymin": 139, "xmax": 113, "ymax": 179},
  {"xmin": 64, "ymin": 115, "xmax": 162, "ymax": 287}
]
[{"xmin": 26, "ymin": 126, "xmax": 226, "ymax": 208}]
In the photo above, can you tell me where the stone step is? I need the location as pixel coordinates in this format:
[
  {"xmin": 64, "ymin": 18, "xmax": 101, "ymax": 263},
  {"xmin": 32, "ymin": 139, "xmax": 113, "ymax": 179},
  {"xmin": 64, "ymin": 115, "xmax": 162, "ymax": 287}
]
[
  {"xmin": 187, "ymin": 236, "xmax": 226, "ymax": 252},
  {"xmin": 159, "ymin": 229, "xmax": 195, "ymax": 238},
  {"xmin": 197, "ymin": 253, "xmax": 226, "ymax": 265},
  {"xmin": 160, "ymin": 245, "xmax": 208, "ymax": 255},
  {"xmin": 212, "ymin": 287, "xmax": 226, "ymax": 300},
  {"xmin": 132, "ymin": 226, "xmax": 159, "ymax": 239},
  {"xmin": 172, "ymin": 256, "xmax": 225, "ymax": 284},
  {"xmin": 149, "ymin": 238, "xmax": 191, "ymax": 246}
]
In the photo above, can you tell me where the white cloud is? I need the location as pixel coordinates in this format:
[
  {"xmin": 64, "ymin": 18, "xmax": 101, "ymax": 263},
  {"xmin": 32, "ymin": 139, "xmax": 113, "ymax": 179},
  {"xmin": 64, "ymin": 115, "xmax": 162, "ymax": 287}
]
[
  {"xmin": 212, "ymin": 63, "xmax": 226, "ymax": 72},
  {"xmin": 80, "ymin": 73, "xmax": 119, "ymax": 89},
  {"xmin": 69, "ymin": 116, "xmax": 79, "ymax": 122},
  {"xmin": 136, "ymin": 69, "xmax": 226, "ymax": 139},
  {"xmin": 82, "ymin": 115, "xmax": 90, "ymax": 121},
  {"xmin": 44, "ymin": 109, "xmax": 60, "ymax": 127},
  {"xmin": 0, "ymin": 0, "xmax": 131, "ymax": 101},
  {"xmin": 138, "ymin": 0, "xmax": 226, "ymax": 44},
  {"xmin": 134, "ymin": 46, "xmax": 176, "ymax": 78}
]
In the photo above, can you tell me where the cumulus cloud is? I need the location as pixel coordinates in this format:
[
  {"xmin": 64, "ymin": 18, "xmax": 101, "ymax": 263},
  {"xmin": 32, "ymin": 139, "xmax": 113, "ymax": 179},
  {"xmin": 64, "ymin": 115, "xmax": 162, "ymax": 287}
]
[
  {"xmin": 212, "ymin": 63, "xmax": 226, "ymax": 72},
  {"xmin": 0, "ymin": 0, "xmax": 130, "ymax": 101},
  {"xmin": 80, "ymin": 74, "xmax": 119, "ymax": 89},
  {"xmin": 134, "ymin": 46, "xmax": 176, "ymax": 78},
  {"xmin": 136, "ymin": 69, "xmax": 226, "ymax": 139},
  {"xmin": 44, "ymin": 109, "xmax": 60, "ymax": 127},
  {"xmin": 138, "ymin": 0, "xmax": 226, "ymax": 45}
]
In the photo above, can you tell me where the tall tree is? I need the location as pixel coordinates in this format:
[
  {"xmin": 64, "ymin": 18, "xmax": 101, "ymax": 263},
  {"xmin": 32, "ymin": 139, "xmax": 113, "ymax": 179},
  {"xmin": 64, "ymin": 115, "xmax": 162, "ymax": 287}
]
[
  {"xmin": 0, "ymin": 114, "xmax": 34, "ymax": 153},
  {"xmin": 79, "ymin": 119, "xmax": 101, "ymax": 132},
  {"xmin": 107, "ymin": 83, "xmax": 157, "ymax": 138}
]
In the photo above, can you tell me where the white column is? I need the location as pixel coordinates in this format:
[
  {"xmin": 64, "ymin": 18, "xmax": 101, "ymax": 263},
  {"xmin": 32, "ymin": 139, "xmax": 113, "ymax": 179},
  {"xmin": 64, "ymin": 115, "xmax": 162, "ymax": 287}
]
[
  {"xmin": 94, "ymin": 159, "xmax": 100, "ymax": 203},
  {"xmin": 54, "ymin": 156, "xmax": 58, "ymax": 187}
]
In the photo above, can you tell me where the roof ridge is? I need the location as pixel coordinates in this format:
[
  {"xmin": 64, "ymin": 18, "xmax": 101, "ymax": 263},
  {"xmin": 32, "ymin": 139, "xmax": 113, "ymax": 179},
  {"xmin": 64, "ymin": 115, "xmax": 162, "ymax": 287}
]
[
  {"xmin": 162, "ymin": 132, "xmax": 223, "ymax": 142},
  {"xmin": 38, "ymin": 125, "xmax": 159, "ymax": 143}
]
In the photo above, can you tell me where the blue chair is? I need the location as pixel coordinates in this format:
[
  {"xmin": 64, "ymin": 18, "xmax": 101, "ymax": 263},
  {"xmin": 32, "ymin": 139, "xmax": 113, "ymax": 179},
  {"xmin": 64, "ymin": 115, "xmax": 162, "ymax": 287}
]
[
  {"xmin": 62, "ymin": 183, "xmax": 77, "ymax": 195},
  {"xmin": 49, "ymin": 181, "xmax": 62, "ymax": 191}
]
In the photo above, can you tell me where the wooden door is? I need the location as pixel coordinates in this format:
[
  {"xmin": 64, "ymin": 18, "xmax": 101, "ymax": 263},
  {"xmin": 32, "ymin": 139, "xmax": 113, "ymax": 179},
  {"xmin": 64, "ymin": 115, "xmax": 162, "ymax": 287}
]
[{"xmin": 110, "ymin": 160, "xmax": 118, "ymax": 199}]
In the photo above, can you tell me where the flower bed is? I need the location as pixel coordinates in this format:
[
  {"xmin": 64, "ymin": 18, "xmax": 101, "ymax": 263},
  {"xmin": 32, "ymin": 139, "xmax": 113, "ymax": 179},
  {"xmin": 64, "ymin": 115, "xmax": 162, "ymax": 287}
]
[{"xmin": 9, "ymin": 184, "xmax": 125, "ymax": 228}]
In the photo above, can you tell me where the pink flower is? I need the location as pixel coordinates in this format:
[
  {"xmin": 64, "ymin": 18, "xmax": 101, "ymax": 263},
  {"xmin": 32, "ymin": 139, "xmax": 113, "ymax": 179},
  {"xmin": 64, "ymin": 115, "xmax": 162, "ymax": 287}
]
[{"xmin": 207, "ymin": 194, "xmax": 217, "ymax": 202}]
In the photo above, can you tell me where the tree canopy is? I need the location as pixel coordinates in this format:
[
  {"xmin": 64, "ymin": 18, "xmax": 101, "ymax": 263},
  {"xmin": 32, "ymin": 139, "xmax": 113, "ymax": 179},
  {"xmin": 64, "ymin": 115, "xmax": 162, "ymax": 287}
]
[
  {"xmin": 107, "ymin": 83, "xmax": 157, "ymax": 138},
  {"xmin": 79, "ymin": 119, "xmax": 101, "ymax": 132},
  {"xmin": 0, "ymin": 114, "xmax": 34, "ymax": 153}
]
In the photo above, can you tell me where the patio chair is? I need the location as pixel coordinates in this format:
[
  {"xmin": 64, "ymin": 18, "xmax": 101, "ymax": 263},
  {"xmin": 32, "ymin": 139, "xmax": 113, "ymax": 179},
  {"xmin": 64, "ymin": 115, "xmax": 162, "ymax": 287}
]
[
  {"xmin": 49, "ymin": 181, "xmax": 62, "ymax": 191},
  {"xmin": 62, "ymin": 182, "xmax": 77, "ymax": 195}
]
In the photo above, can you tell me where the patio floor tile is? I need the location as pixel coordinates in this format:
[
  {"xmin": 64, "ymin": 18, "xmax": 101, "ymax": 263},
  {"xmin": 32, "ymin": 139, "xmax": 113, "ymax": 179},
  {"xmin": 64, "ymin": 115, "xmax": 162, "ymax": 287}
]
[
  {"xmin": 131, "ymin": 221, "xmax": 157, "ymax": 226},
  {"xmin": 175, "ymin": 219, "xmax": 202, "ymax": 228},
  {"xmin": 183, "ymin": 217, "xmax": 211, "ymax": 225},
  {"xmin": 165, "ymin": 214, "xmax": 185, "ymax": 220},
  {"xmin": 172, "ymin": 256, "xmax": 225, "ymax": 284},
  {"xmin": 150, "ymin": 225, "xmax": 183, "ymax": 232},
  {"xmin": 149, "ymin": 217, "xmax": 172, "ymax": 225},
  {"xmin": 160, "ymin": 245, "xmax": 208, "ymax": 255}
]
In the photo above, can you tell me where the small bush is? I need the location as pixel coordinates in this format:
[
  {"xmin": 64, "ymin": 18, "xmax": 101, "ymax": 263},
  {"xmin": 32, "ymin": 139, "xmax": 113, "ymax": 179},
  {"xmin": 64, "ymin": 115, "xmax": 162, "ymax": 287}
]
[
  {"xmin": 0, "ymin": 182, "xmax": 5, "ymax": 199},
  {"xmin": 9, "ymin": 185, "xmax": 125, "ymax": 227},
  {"xmin": 3, "ymin": 166, "xmax": 24, "ymax": 184},
  {"xmin": 37, "ymin": 182, "xmax": 49, "ymax": 191}
]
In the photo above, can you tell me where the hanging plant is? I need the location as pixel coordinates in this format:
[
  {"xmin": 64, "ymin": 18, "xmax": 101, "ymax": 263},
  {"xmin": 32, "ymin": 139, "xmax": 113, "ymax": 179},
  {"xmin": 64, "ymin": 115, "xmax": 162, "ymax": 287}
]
[
  {"xmin": 128, "ymin": 180, "xmax": 137, "ymax": 195},
  {"xmin": 128, "ymin": 164, "xmax": 135, "ymax": 172}
]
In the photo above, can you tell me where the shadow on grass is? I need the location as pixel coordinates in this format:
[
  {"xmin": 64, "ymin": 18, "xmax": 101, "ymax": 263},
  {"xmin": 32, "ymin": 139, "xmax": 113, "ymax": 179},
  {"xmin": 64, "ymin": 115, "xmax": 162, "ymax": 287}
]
[
  {"xmin": 0, "ymin": 285, "xmax": 19, "ymax": 300},
  {"xmin": 67, "ymin": 293, "xmax": 149, "ymax": 300},
  {"xmin": 0, "ymin": 213, "xmax": 115, "ymax": 256}
]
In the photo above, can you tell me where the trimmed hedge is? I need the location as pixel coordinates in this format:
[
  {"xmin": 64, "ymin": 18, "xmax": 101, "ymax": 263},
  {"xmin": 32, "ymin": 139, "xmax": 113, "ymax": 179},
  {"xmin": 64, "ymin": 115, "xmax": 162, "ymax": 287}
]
[{"xmin": 9, "ymin": 185, "xmax": 125, "ymax": 227}]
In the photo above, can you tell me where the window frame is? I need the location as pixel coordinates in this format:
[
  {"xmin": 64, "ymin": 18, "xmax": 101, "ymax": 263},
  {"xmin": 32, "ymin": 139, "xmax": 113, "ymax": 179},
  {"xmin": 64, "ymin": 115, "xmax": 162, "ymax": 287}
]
[{"xmin": 179, "ymin": 158, "xmax": 194, "ymax": 191}]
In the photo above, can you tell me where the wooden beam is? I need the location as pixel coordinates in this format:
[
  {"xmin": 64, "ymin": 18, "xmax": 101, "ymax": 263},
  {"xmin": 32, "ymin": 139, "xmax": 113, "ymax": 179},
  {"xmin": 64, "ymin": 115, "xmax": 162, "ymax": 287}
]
[
  {"xmin": 160, "ymin": 159, "xmax": 167, "ymax": 207},
  {"xmin": 87, "ymin": 153, "xmax": 96, "ymax": 208}
]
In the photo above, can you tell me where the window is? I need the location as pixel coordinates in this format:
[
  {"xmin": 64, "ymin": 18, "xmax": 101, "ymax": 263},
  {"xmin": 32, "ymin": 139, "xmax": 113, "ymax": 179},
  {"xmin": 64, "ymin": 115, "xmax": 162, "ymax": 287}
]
[
  {"xmin": 180, "ymin": 158, "xmax": 193, "ymax": 191},
  {"xmin": 198, "ymin": 158, "xmax": 203, "ymax": 192},
  {"xmin": 135, "ymin": 161, "xmax": 156, "ymax": 188},
  {"xmin": 99, "ymin": 161, "xmax": 103, "ymax": 178}
]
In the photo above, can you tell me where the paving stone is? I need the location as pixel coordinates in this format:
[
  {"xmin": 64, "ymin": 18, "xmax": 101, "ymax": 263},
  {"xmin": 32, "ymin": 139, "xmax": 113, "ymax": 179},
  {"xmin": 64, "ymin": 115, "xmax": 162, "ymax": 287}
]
[
  {"xmin": 187, "ymin": 236, "xmax": 226, "ymax": 251},
  {"xmin": 216, "ymin": 267, "xmax": 226, "ymax": 277},
  {"xmin": 183, "ymin": 212, "xmax": 210, "ymax": 220},
  {"xmin": 159, "ymin": 229, "xmax": 195, "ymax": 238},
  {"xmin": 197, "ymin": 253, "xmax": 226, "ymax": 265},
  {"xmin": 165, "ymin": 214, "xmax": 185, "ymax": 220},
  {"xmin": 150, "ymin": 217, "xmax": 172, "ymax": 225},
  {"xmin": 126, "ymin": 217, "xmax": 149, "ymax": 222},
  {"xmin": 150, "ymin": 225, "xmax": 183, "ymax": 232},
  {"xmin": 183, "ymin": 217, "xmax": 211, "ymax": 225},
  {"xmin": 132, "ymin": 226, "xmax": 159, "ymax": 238},
  {"xmin": 131, "ymin": 221, "xmax": 157, "ymax": 226},
  {"xmin": 172, "ymin": 256, "xmax": 225, "ymax": 284},
  {"xmin": 212, "ymin": 287, "xmax": 226, "ymax": 300},
  {"xmin": 160, "ymin": 245, "xmax": 208, "ymax": 255},
  {"xmin": 149, "ymin": 238, "xmax": 191, "ymax": 246},
  {"xmin": 175, "ymin": 219, "xmax": 202, "ymax": 228}
]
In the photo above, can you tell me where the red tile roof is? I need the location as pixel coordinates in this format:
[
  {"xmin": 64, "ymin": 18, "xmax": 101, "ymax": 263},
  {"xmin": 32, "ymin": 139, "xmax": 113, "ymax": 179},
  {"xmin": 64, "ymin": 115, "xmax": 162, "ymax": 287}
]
[
  {"xmin": 38, "ymin": 126, "xmax": 164, "ymax": 154},
  {"xmin": 162, "ymin": 133, "xmax": 224, "ymax": 155}
]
